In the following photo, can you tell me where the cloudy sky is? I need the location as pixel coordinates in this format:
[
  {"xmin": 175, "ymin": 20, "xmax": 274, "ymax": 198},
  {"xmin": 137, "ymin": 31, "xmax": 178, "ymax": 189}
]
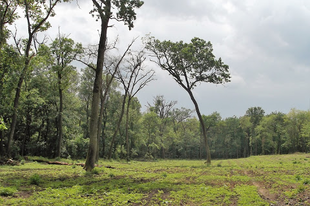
[{"xmin": 15, "ymin": 0, "xmax": 310, "ymax": 118}]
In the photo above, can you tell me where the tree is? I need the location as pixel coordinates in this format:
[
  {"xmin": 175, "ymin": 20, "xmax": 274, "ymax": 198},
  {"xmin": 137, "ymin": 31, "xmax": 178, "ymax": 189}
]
[
  {"xmin": 245, "ymin": 107, "xmax": 265, "ymax": 155},
  {"xmin": 146, "ymin": 37, "xmax": 230, "ymax": 164},
  {"xmin": 39, "ymin": 35, "xmax": 83, "ymax": 157},
  {"xmin": 202, "ymin": 112, "xmax": 221, "ymax": 158},
  {"xmin": 84, "ymin": 0, "xmax": 144, "ymax": 171},
  {"xmin": 140, "ymin": 111, "xmax": 160, "ymax": 159},
  {"xmin": 119, "ymin": 50, "xmax": 155, "ymax": 161},
  {"xmin": 7, "ymin": 0, "xmax": 70, "ymax": 157},
  {"xmin": 286, "ymin": 109, "xmax": 310, "ymax": 153},
  {"xmin": 1, "ymin": 1, "xmax": 20, "ymax": 156},
  {"xmin": 0, "ymin": 0, "xmax": 18, "ymax": 48},
  {"xmin": 147, "ymin": 95, "xmax": 176, "ymax": 158},
  {"xmin": 255, "ymin": 112, "xmax": 287, "ymax": 155},
  {"xmin": 239, "ymin": 116, "xmax": 252, "ymax": 157},
  {"xmin": 79, "ymin": 66, "xmax": 95, "ymax": 140},
  {"xmin": 96, "ymin": 39, "xmax": 140, "ymax": 162}
]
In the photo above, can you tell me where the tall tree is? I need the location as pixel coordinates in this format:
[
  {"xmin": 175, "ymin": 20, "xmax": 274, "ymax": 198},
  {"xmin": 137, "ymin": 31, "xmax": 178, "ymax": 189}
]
[
  {"xmin": 202, "ymin": 112, "xmax": 221, "ymax": 158},
  {"xmin": 255, "ymin": 112, "xmax": 287, "ymax": 155},
  {"xmin": 245, "ymin": 107, "xmax": 265, "ymax": 155},
  {"xmin": 96, "ymin": 39, "xmax": 137, "ymax": 162},
  {"xmin": 239, "ymin": 115, "xmax": 252, "ymax": 157},
  {"xmin": 148, "ymin": 95, "xmax": 177, "ymax": 158},
  {"xmin": 146, "ymin": 37, "xmax": 230, "ymax": 164},
  {"xmin": 79, "ymin": 66, "xmax": 95, "ymax": 140},
  {"xmin": 84, "ymin": 0, "xmax": 144, "ymax": 171},
  {"xmin": 39, "ymin": 35, "xmax": 83, "ymax": 157},
  {"xmin": 7, "ymin": 0, "xmax": 70, "ymax": 157},
  {"xmin": 141, "ymin": 111, "xmax": 160, "ymax": 159},
  {"xmin": 286, "ymin": 109, "xmax": 310, "ymax": 153},
  {"xmin": 119, "ymin": 50, "xmax": 154, "ymax": 161}
]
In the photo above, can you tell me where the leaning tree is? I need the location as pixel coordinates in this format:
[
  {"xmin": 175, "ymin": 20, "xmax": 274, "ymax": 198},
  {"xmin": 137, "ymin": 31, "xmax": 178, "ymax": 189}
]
[{"xmin": 146, "ymin": 37, "xmax": 231, "ymax": 164}]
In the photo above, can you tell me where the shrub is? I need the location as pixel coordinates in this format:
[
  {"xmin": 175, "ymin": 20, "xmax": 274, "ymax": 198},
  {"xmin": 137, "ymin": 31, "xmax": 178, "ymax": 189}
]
[
  {"xmin": 0, "ymin": 187, "xmax": 16, "ymax": 196},
  {"xmin": 108, "ymin": 173, "xmax": 115, "ymax": 178},
  {"xmin": 162, "ymin": 172, "xmax": 168, "ymax": 178},
  {"xmin": 295, "ymin": 174, "xmax": 302, "ymax": 181},
  {"xmin": 29, "ymin": 173, "xmax": 41, "ymax": 185},
  {"xmin": 91, "ymin": 168, "xmax": 100, "ymax": 175},
  {"xmin": 303, "ymin": 179, "xmax": 310, "ymax": 185}
]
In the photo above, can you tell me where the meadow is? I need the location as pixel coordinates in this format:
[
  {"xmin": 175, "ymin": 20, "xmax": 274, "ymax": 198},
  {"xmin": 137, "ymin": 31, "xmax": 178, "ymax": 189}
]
[{"xmin": 0, "ymin": 154, "xmax": 310, "ymax": 205}]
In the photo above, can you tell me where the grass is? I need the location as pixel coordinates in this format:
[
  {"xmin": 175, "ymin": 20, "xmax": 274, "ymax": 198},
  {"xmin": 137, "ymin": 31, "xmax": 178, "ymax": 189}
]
[{"xmin": 0, "ymin": 154, "xmax": 310, "ymax": 205}]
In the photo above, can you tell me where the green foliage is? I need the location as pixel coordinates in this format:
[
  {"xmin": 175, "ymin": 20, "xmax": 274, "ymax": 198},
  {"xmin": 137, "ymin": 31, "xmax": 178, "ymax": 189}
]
[
  {"xmin": 0, "ymin": 155, "xmax": 310, "ymax": 205},
  {"xmin": 295, "ymin": 174, "xmax": 302, "ymax": 181},
  {"xmin": 91, "ymin": 167, "xmax": 100, "ymax": 175},
  {"xmin": 90, "ymin": 0, "xmax": 144, "ymax": 30},
  {"xmin": 29, "ymin": 173, "xmax": 41, "ymax": 185},
  {"xmin": 0, "ymin": 117, "xmax": 7, "ymax": 131},
  {"xmin": 303, "ymin": 179, "xmax": 310, "ymax": 185},
  {"xmin": 146, "ymin": 36, "xmax": 230, "ymax": 89},
  {"xmin": 0, "ymin": 187, "xmax": 16, "ymax": 197},
  {"xmin": 235, "ymin": 185, "xmax": 268, "ymax": 205}
]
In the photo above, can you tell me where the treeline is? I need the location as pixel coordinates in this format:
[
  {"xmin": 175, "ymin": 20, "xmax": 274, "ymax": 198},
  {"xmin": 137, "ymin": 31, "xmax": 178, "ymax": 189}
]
[
  {"xmin": 1, "ymin": 1, "xmax": 310, "ymax": 162},
  {"xmin": 1, "ymin": 54, "xmax": 310, "ymax": 160}
]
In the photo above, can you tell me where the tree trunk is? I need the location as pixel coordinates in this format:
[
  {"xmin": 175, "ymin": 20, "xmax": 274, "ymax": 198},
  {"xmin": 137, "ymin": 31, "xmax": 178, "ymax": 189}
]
[
  {"xmin": 107, "ymin": 93, "xmax": 127, "ymax": 159},
  {"xmin": 125, "ymin": 97, "xmax": 132, "ymax": 161},
  {"xmin": 186, "ymin": 89, "xmax": 211, "ymax": 164},
  {"xmin": 56, "ymin": 72, "xmax": 63, "ymax": 158},
  {"xmin": 7, "ymin": 63, "xmax": 28, "ymax": 157},
  {"xmin": 85, "ymin": 97, "xmax": 90, "ymax": 138},
  {"xmin": 101, "ymin": 107, "xmax": 107, "ymax": 158},
  {"xmin": 96, "ymin": 75, "xmax": 114, "ymax": 162},
  {"xmin": 0, "ymin": 130, "xmax": 4, "ymax": 157},
  {"xmin": 84, "ymin": 8, "xmax": 110, "ymax": 171}
]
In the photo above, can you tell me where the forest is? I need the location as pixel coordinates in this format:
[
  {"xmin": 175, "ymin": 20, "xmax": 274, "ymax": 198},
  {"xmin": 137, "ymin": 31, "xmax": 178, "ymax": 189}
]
[{"xmin": 1, "ymin": 0, "xmax": 310, "ymax": 167}]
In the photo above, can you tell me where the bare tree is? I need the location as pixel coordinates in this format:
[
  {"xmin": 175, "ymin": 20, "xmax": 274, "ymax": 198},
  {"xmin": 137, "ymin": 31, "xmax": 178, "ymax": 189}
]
[{"xmin": 119, "ymin": 49, "xmax": 155, "ymax": 161}]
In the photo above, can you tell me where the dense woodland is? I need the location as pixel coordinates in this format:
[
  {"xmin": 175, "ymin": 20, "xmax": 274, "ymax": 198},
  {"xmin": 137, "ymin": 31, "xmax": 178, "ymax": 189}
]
[{"xmin": 1, "ymin": 1, "xmax": 310, "ymax": 164}]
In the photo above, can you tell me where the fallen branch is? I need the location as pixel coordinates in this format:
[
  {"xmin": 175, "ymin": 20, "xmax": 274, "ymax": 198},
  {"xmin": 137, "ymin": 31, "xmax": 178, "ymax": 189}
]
[{"xmin": 30, "ymin": 158, "xmax": 114, "ymax": 169}]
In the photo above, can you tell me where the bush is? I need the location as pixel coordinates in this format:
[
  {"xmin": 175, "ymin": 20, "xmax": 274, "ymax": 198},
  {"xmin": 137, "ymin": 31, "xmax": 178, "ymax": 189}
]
[
  {"xmin": 29, "ymin": 173, "xmax": 41, "ymax": 185},
  {"xmin": 303, "ymin": 179, "xmax": 310, "ymax": 185},
  {"xmin": 0, "ymin": 187, "xmax": 16, "ymax": 196},
  {"xmin": 91, "ymin": 168, "xmax": 100, "ymax": 175}
]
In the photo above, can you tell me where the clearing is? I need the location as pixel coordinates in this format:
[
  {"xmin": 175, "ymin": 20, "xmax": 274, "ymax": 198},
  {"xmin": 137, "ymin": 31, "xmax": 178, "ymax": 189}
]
[{"xmin": 0, "ymin": 154, "xmax": 310, "ymax": 205}]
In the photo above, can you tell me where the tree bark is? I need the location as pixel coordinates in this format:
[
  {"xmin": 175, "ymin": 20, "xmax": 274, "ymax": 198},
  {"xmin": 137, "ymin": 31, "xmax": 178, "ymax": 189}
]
[
  {"xmin": 186, "ymin": 89, "xmax": 211, "ymax": 164},
  {"xmin": 7, "ymin": 62, "xmax": 28, "ymax": 157},
  {"xmin": 56, "ymin": 71, "xmax": 63, "ymax": 158},
  {"xmin": 96, "ymin": 84, "xmax": 109, "ymax": 162},
  {"xmin": 84, "ymin": 1, "xmax": 110, "ymax": 171},
  {"xmin": 125, "ymin": 97, "xmax": 131, "ymax": 161}
]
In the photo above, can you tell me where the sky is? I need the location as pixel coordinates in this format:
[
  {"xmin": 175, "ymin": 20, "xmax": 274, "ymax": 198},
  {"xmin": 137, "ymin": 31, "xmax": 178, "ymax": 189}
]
[{"xmin": 13, "ymin": 0, "xmax": 310, "ymax": 118}]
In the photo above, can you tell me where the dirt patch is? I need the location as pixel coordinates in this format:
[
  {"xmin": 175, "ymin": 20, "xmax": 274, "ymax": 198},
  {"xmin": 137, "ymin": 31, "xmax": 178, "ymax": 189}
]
[
  {"xmin": 16, "ymin": 190, "xmax": 32, "ymax": 199},
  {"xmin": 244, "ymin": 170, "xmax": 278, "ymax": 204},
  {"xmin": 252, "ymin": 180, "xmax": 278, "ymax": 201}
]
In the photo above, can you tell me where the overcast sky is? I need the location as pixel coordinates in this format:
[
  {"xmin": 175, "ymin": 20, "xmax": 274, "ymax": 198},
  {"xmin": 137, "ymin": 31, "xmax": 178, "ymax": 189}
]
[{"xmin": 15, "ymin": 0, "xmax": 310, "ymax": 118}]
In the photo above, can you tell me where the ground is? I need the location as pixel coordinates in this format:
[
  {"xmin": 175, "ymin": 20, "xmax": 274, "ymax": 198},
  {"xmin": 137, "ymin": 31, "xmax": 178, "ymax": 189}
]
[{"xmin": 0, "ymin": 154, "xmax": 309, "ymax": 205}]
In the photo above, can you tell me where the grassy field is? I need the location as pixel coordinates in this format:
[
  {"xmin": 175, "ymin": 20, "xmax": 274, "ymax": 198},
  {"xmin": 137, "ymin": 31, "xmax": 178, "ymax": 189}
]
[{"xmin": 0, "ymin": 154, "xmax": 310, "ymax": 205}]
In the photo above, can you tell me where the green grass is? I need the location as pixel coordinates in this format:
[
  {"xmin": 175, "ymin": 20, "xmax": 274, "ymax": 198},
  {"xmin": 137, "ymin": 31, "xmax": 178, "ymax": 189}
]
[{"xmin": 0, "ymin": 154, "xmax": 310, "ymax": 205}]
